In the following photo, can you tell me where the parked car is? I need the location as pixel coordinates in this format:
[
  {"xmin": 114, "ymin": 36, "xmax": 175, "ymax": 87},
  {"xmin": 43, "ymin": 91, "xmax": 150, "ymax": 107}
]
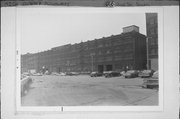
[
  {"xmin": 59, "ymin": 72, "xmax": 66, "ymax": 76},
  {"xmin": 90, "ymin": 72, "xmax": 103, "ymax": 77},
  {"xmin": 103, "ymin": 71, "xmax": 110, "ymax": 75},
  {"xmin": 142, "ymin": 71, "xmax": 159, "ymax": 89},
  {"xmin": 105, "ymin": 71, "xmax": 120, "ymax": 78},
  {"xmin": 32, "ymin": 73, "xmax": 42, "ymax": 76},
  {"xmin": 51, "ymin": 72, "xmax": 61, "ymax": 76},
  {"xmin": 66, "ymin": 72, "xmax": 79, "ymax": 76},
  {"xmin": 120, "ymin": 71, "xmax": 126, "ymax": 76},
  {"xmin": 138, "ymin": 70, "xmax": 155, "ymax": 78},
  {"xmin": 22, "ymin": 72, "xmax": 31, "ymax": 76},
  {"xmin": 71, "ymin": 72, "xmax": 80, "ymax": 75},
  {"xmin": 80, "ymin": 71, "xmax": 91, "ymax": 75},
  {"xmin": 124, "ymin": 70, "xmax": 139, "ymax": 78},
  {"xmin": 152, "ymin": 70, "xmax": 158, "ymax": 79}
]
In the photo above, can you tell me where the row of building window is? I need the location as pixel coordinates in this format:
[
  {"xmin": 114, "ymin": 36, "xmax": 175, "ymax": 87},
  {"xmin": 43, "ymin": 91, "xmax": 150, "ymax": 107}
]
[
  {"xmin": 52, "ymin": 39, "xmax": 134, "ymax": 52},
  {"xmin": 26, "ymin": 43, "xmax": 134, "ymax": 60},
  {"xmin": 149, "ymin": 48, "xmax": 158, "ymax": 55},
  {"xmin": 45, "ymin": 54, "xmax": 134, "ymax": 65}
]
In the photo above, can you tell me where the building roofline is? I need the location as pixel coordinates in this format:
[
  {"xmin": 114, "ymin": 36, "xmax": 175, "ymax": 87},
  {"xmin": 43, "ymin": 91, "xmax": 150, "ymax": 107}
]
[{"xmin": 22, "ymin": 25, "xmax": 147, "ymax": 55}]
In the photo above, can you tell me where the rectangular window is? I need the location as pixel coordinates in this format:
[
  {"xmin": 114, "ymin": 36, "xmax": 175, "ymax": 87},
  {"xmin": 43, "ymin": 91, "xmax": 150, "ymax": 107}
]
[
  {"xmin": 114, "ymin": 56, "xmax": 123, "ymax": 61},
  {"xmin": 105, "ymin": 57, "xmax": 113, "ymax": 61},
  {"xmin": 98, "ymin": 44, "xmax": 103, "ymax": 47},
  {"xmin": 150, "ymin": 18, "xmax": 154, "ymax": 25},
  {"xmin": 150, "ymin": 28, "xmax": 155, "ymax": 35},
  {"xmin": 97, "ymin": 58, "xmax": 104, "ymax": 62}
]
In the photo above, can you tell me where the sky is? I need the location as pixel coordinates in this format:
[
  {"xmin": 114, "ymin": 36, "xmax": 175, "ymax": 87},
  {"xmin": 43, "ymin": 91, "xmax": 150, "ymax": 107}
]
[{"xmin": 19, "ymin": 8, "xmax": 146, "ymax": 54}]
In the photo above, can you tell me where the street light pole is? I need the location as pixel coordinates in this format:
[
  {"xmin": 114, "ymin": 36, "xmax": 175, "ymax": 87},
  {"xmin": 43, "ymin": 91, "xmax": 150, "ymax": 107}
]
[
  {"xmin": 90, "ymin": 54, "xmax": 94, "ymax": 72},
  {"xmin": 91, "ymin": 54, "xmax": 93, "ymax": 72},
  {"xmin": 146, "ymin": 37, "xmax": 149, "ymax": 70}
]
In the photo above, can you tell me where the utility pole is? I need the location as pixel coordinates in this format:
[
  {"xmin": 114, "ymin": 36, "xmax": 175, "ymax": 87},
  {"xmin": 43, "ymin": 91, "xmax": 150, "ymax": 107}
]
[
  {"xmin": 146, "ymin": 37, "xmax": 149, "ymax": 70},
  {"xmin": 90, "ymin": 53, "xmax": 95, "ymax": 72}
]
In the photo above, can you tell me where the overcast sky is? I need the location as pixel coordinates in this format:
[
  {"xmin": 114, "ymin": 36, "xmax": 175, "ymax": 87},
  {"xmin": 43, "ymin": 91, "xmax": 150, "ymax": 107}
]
[{"xmin": 19, "ymin": 8, "xmax": 146, "ymax": 54}]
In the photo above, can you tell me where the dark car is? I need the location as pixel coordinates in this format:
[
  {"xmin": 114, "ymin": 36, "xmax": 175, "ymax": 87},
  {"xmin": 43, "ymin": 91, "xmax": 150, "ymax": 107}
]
[
  {"xmin": 105, "ymin": 71, "xmax": 120, "ymax": 78},
  {"xmin": 103, "ymin": 71, "xmax": 110, "ymax": 76},
  {"xmin": 124, "ymin": 70, "xmax": 139, "ymax": 78},
  {"xmin": 90, "ymin": 72, "xmax": 103, "ymax": 77},
  {"xmin": 142, "ymin": 71, "xmax": 159, "ymax": 89},
  {"xmin": 138, "ymin": 70, "xmax": 155, "ymax": 78},
  {"xmin": 66, "ymin": 72, "xmax": 79, "ymax": 76}
]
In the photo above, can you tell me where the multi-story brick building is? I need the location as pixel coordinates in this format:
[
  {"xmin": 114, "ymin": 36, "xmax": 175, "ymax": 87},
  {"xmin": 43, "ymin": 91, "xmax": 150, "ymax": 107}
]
[
  {"xmin": 21, "ymin": 53, "xmax": 38, "ymax": 73},
  {"xmin": 21, "ymin": 25, "xmax": 147, "ymax": 74},
  {"xmin": 146, "ymin": 13, "xmax": 158, "ymax": 71}
]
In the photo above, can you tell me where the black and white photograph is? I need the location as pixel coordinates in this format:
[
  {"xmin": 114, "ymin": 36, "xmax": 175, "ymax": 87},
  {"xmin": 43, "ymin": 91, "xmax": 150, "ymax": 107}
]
[
  {"xmin": 1, "ymin": 5, "xmax": 179, "ymax": 119},
  {"xmin": 17, "ymin": 8, "xmax": 161, "ymax": 108}
]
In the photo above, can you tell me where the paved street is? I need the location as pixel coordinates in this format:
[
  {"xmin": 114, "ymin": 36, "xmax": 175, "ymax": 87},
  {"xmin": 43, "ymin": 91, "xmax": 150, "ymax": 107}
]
[{"xmin": 21, "ymin": 75, "xmax": 158, "ymax": 106}]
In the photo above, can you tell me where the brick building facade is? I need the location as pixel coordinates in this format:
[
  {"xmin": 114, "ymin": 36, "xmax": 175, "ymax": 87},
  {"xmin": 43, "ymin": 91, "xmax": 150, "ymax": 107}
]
[
  {"xmin": 146, "ymin": 13, "xmax": 158, "ymax": 71},
  {"xmin": 21, "ymin": 25, "xmax": 147, "ymax": 74}
]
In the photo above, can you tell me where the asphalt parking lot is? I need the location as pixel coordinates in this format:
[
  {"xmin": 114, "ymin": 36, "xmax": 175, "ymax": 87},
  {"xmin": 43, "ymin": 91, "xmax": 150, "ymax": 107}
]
[{"xmin": 21, "ymin": 75, "xmax": 158, "ymax": 106}]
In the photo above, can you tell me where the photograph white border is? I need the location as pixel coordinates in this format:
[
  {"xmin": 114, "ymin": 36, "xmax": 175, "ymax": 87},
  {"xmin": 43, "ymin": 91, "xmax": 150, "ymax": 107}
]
[{"xmin": 1, "ymin": 6, "xmax": 179, "ymax": 119}]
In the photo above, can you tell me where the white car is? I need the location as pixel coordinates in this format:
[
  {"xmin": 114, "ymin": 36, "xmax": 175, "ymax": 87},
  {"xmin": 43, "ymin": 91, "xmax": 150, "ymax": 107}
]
[
  {"xmin": 142, "ymin": 71, "xmax": 159, "ymax": 89},
  {"xmin": 59, "ymin": 72, "xmax": 66, "ymax": 76},
  {"xmin": 32, "ymin": 73, "xmax": 42, "ymax": 76}
]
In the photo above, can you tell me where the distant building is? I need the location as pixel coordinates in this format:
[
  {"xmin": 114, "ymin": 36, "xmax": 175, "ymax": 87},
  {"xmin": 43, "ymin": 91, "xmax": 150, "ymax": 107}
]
[
  {"xmin": 146, "ymin": 13, "xmax": 158, "ymax": 71},
  {"xmin": 21, "ymin": 53, "xmax": 39, "ymax": 73},
  {"xmin": 21, "ymin": 25, "xmax": 147, "ymax": 73}
]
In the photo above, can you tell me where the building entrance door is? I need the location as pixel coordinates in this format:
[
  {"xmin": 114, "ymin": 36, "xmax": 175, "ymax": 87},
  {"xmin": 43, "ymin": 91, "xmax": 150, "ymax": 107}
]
[
  {"xmin": 98, "ymin": 65, "xmax": 104, "ymax": 73},
  {"xmin": 106, "ymin": 65, "xmax": 112, "ymax": 71},
  {"xmin": 58, "ymin": 67, "xmax": 61, "ymax": 73}
]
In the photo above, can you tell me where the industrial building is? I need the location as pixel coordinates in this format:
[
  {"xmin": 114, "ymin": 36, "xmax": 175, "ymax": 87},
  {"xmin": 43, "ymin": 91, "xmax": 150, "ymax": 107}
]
[
  {"xmin": 21, "ymin": 25, "xmax": 147, "ymax": 74},
  {"xmin": 146, "ymin": 13, "xmax": 158, "ymax": 71}
]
